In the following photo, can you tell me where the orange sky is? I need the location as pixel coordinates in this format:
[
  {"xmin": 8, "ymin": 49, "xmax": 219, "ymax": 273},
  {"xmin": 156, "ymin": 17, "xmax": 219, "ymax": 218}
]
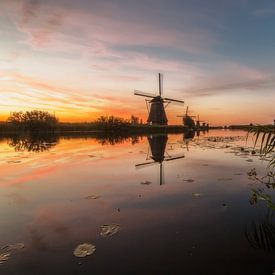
[{"xmin": 1, "ymin": 0, "xmax": 275, "ymax": 126}]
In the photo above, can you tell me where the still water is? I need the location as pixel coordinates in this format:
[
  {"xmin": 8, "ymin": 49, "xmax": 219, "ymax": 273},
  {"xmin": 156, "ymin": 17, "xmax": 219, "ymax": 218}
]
[{"xmin": 0, "ymin": 130, "xmax": 274, "ymax": 274}]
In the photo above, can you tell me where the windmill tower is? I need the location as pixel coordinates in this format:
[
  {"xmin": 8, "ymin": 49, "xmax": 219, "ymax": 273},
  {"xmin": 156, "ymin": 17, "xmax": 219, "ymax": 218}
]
[
  {"xmin": 134, "ymin": 73, "xmax": 184, "ymax": 125},
  {"xmin": 177, "ymin": 106, "xmax": 196, "ymax": 129},
  {"xmin": 136, "ymin": 135, "xmax": 185, "ymax": 185},
  {"xmin": 196, "ymin": 115, "xmax": 201, "ymax": 129}
]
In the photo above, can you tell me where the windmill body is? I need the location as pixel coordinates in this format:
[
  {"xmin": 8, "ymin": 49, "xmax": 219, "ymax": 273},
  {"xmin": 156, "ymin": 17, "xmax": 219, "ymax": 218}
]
[
  {"xmin": 177, "ymin": 106, "xmax": 196, "ymax": 129},
  {"xmin": 134, "ymin": 73, "xmax": 184, "ymax": 125},
  {"xmin": 147, "ymin": 96, "xmax": 168, "ymax": 125}
]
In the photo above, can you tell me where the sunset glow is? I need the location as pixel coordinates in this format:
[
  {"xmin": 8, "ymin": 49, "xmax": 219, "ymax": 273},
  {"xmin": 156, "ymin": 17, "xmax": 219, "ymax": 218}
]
[{"xmin": 1, "ymin": 0, "xmax": 275, "ymax": 125}]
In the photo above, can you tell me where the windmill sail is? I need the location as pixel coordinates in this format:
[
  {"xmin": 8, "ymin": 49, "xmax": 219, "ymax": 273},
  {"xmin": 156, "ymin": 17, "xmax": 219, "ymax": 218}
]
[
  {"xmin": 134, "ymin": 90, "xmax": 155, "ymax": 98},
  {"xmin": 134, "ymin": 73, "xmax": 184, "ymax": 125}
]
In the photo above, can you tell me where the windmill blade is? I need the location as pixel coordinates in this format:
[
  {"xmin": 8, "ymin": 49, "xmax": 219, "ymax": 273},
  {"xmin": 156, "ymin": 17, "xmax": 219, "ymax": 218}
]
[
  {"xmin": 134, "ymin": 90, "xmax": 155, "ymax": 98},
  {"xmin": 164, "ymin": 97, "xmax": 185, "ymax": 104},
  {"xmin": 158, "ymin": 73, "xmax": 163, "ymax": 97},
  {"xmin": 165, "ymin": 154, "xmax": 185, "ymax": 161},
  {"xmin": 135, "ymin": 161, "xmax": 158, "ymax": 169}
]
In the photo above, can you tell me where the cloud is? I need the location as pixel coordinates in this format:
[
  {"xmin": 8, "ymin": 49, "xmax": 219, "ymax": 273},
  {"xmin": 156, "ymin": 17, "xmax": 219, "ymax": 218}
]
[
  {"xmin": 253, "ymin": 8, "xmax": 275, "ymax": 16},
  {"xmin": 4, "ymin": 0, "xmax": 65, "ymax": 48},
  {"xmin": 21, "ymin": 0, "xmax": 40, "ymax": 24},
  {"xmin": 5, "ymin": 0, "xmax": 217, "ymax": 54},
  {"xmin": 180, "ymin": 75, "xmax": 275, "ymax": 97}
]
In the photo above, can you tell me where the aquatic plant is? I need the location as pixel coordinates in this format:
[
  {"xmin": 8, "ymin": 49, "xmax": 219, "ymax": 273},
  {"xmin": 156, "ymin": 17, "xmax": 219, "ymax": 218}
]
[
  {"xmin": 245, "ymin": 211, "xmax": 275, "ymax": 252},
  {"xmin": 100, "ymin": 224, "xmax": 120, "ymax": 237},
  {"xmin": 248, "ymin": 125, "xmax": 275, "ymax": 168},
  {"xmin": 73, "ymin": 243, "xmax": 96, "ymax": 257}
]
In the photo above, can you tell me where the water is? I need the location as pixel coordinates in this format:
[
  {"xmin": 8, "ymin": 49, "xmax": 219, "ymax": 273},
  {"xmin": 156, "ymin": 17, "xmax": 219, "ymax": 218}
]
[{"xmin": 0, "ymin": 130, "xmax": 274, "ymax": 274}]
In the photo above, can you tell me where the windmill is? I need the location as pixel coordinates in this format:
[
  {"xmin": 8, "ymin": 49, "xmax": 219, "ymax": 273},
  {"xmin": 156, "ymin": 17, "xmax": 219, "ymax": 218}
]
[
  {"xmin": 196, "ymin": 115, "xmax": 209, "ymax": 130},
  {"xmin": 136, "ymin": 135, "xmax": 185, "ymax": 185},
  {"xmin": 134, "ymin": 73, "xmax": 184, "ymax": 125},
  {"xmin": 196, "ymin": 115, "xmax": 202, "ymax": 129},
  {"xmin": 177, "ymin": 106, "xmax": 196, "ymax": 129}
]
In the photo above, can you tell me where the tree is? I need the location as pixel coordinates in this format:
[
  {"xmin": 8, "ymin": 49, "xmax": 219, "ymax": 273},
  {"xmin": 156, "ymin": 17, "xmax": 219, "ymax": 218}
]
[
  {"xmin": 7, "ymin": 110, "xmax": 58, "ymax": 131},
  {"xmin": 130, "ymin": 115, "xmax": 139, "ymax": 125}
]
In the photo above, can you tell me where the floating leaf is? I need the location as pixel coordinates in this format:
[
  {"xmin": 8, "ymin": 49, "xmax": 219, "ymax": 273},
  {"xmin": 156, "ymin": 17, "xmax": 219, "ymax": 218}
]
[
  {"xmin": 84, "ymin": 195, "xmax": 101, "ymax": 200},
  {"xmin": 73, "ymin": 243, "xmax": 96, "ymax": 258},
  {"xmin": 1, "ymin": 242, "xmax": 24, "ymax": 253},
  {"xmin": 140, "ymin": 181, "xmax": 151, "ymax": 185},
  {"xmin": 0, "ymin": 253, "xmax": 10, "ymax": 264},
  {"xmin": 100, "ymin": 224, "xmax": 120, "ymax": 237},
  {"xmin": 247, "ymin": 168, "xmax": 257, "ymax": 177},
  {"xmin": 184, "ymin": 179, "xmax": 195, "ymax": 183},
  {"xmin": 192, "ymin": 193, "xmax": 202, "ymax": 198}
]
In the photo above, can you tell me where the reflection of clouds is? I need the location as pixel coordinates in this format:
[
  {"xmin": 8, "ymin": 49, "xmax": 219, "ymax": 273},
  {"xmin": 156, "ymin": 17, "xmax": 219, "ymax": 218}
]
[
  {"xmin": 29, "ymin": 228, "xmax": 49, "ymax": 251},
  {"xmin": 28, "ymin": 208, "xmax": 70, "ymax": 251},
  {"xmin": 6, "ymin": 193, "xmax": 28, "ymax": 205}
]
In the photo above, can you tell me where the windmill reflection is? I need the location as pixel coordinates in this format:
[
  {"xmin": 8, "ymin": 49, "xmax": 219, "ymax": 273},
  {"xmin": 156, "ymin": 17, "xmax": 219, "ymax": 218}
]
[
  {"xmin": 136, "ymin": 134, "xmax": 185, "ymax": 185},
  {"xmin": 8, "ymin": 133, "xmax": 58, "ymax": 152}
]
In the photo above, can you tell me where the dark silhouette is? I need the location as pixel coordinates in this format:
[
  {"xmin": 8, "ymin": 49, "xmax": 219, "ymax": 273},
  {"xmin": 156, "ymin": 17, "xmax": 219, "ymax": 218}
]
[
  {"xmin": 136, "ymin": 134, "xmax": 185, "ymax": 185},
  {"xmin": 8, "ymin": 133, "xmax": 59, "ymax": 152},
  {"xmin": 7, "ymin": 110, "xmax": 58, "ymax": 131},
  {"xmin": 245, "ymin": 210, "xmax": 275, "ymax": 252}
]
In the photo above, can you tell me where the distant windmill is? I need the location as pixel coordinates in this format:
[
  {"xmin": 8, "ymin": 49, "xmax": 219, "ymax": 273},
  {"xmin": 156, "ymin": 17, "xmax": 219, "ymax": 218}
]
[
  {"xmin": 136, "ymin": 135, "xmax": 185, "ymax": 185},
  {"xmin": 196, "ymin": 115, "xmax": 209, "ymax": 129},
  {"xmin": 196, "ymin": 115, "xmax": 201, "ymax": 129},
  {"xmin": 134, "ymin": 73, "xmax": 184, "ymax": 125},
  {"xmin": 177, "ymin": 106, "xmax": 196, "ymax": 129}
]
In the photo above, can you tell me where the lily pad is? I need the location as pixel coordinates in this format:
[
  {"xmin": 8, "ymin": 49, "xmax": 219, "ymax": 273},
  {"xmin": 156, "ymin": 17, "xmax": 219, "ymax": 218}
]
[
  {"xmin": 100, "ymin": 224, "xmax": 120, "ymax": 237},
  {"xmin": 140, "ymin": 181, "xmax": 151, "ymax": 185},
  {"xmin": 0, "ymin": 242, "xmax": 24, "ymax": 265},
  {"xmin": 184, "ymin": 179, "xmax": 195, "ymax": 183},
  {"xmin": 192, "ymin": 193, "xmax": 202, "ymax": 198},
  {"xmin": 1, "ymin": 242, "xmax": 25, "ymax": 253},
  {"xmin": 73, "ymin": 243, "xmax": 96, "ymax": 258},
  {"xmin": 0, "ymin": 253, "xmax": 10, "ymax": 264},
  {"xmin": 247, "ymin": 168, "xmax": 257, "ymax": 177},
  {"xmin": 84, "ymin": 195, "xmax": 101, "ymax": 200}
]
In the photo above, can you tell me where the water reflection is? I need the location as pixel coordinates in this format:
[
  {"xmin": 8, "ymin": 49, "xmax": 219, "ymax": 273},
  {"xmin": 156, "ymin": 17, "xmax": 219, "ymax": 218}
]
[
  {"xmin": 1, "ymin": 130, "xmax": 275, "ymax": 274},
  {"xmin": 136, "ymin": 134, "xmax": 185, "ymax": 185},
  {"xmin": 8, "ymin": 133, "xmax": 58, "ymax": 152},
  {"xmin": 245, "ymin": 210, "xmax": 275, "ymax": 252},
  {"xmin": 95, "ymin": 133, "xmax": 141, "ymax": 145}
]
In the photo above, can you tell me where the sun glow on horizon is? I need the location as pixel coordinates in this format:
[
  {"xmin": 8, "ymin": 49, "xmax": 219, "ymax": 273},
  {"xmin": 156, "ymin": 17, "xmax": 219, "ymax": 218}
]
[{"xmin": 0, "ymin": 0, "xmax": 274, "ymax": 126}]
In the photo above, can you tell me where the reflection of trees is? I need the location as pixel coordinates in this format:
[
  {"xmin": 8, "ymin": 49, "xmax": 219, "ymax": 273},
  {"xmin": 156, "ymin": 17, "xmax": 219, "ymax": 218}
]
[
  {"xmin": 245, "ymin": 211, "xmax": 275, "ymax": 252},
  {"xmin": 8, "ymin": 133, "xmax": 59, "ymax": 152},
  {"xmin": 95, "ymin": 134, "xmax": 141, "ymax": 146}
]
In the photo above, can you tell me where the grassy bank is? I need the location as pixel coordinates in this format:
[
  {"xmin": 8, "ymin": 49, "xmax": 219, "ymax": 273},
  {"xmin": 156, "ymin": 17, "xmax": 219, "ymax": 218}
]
[{"xmin": 0, "ymin": 121, "xmax": 189, "ymax": 135}]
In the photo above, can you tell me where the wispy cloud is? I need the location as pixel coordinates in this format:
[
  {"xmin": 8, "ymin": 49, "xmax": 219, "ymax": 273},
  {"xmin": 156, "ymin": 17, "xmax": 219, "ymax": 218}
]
[
  {"xmin": 180, "ymin": 75, "xmax": 275, "ymax": 97},
  {"xmin": 253, "ymin": 8, "xmax": 275, "ymax": 16}
]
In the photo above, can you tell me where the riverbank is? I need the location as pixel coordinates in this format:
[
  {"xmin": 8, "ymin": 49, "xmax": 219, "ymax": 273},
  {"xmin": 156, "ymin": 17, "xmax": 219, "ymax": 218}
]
[{"xmin": 0, "ymin": 121, "xmax": 191, "ymax": 135}]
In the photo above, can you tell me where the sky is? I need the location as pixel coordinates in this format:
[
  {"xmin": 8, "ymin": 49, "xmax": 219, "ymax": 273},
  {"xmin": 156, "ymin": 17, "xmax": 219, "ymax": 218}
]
[{"xmin": 0, "ymin": 0, "xmax": 275, "ymax": 125}]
